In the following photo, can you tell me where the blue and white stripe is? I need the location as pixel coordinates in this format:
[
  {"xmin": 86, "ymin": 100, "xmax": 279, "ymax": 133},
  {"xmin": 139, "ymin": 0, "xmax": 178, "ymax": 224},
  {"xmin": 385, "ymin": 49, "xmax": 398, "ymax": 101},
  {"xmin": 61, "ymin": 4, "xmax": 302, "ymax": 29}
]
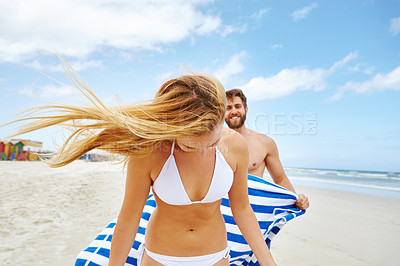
[{"xmin": 75, "ymin": 175, "xmax": 305, "ymax": 266}]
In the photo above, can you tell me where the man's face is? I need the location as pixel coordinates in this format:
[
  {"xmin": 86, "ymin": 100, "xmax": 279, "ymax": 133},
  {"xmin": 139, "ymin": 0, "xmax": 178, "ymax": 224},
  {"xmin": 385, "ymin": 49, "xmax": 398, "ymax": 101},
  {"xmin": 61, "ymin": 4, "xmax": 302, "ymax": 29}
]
[{"xmin": 225, "ymin": 96, "xmax": 248, "ymax": 129}]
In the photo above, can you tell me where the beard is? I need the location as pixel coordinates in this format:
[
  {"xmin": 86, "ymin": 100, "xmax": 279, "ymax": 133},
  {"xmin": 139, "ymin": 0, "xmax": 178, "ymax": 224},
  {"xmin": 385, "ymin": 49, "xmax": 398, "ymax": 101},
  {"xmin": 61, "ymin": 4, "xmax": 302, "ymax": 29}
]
[{"xmin": 225, "ymin": 113, "xmax": 246, "ymax": 129}]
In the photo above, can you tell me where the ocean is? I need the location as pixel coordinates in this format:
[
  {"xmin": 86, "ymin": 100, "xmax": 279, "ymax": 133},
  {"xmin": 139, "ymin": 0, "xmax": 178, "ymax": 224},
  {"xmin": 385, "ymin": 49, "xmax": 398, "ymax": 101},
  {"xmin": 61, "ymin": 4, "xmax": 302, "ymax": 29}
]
[{"xmin": 264, "ymin": 168, "xmax": 400, "ymax": 199}]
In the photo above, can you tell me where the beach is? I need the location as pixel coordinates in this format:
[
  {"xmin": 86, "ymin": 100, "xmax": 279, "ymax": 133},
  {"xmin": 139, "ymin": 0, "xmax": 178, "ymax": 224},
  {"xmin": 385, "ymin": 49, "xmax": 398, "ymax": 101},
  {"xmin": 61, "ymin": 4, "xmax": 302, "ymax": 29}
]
[
  {"xmin": 1, "ymin": 161, "xmax": 400, "ymax": 265},
  {"xmin": 0, "ymin": 161, "xmax": 126, "ymax": 265},
  {"xmin": 271, "ymin": 185, "xmax": 400, "ymax": 266}
]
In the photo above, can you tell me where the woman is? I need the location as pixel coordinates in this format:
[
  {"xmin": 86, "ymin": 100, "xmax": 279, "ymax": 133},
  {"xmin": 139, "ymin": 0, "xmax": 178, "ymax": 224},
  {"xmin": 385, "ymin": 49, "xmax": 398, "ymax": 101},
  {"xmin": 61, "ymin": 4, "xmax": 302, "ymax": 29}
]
[{"xmin": 8, "ymin": 61, "xmax": 277, "ymax": 265}]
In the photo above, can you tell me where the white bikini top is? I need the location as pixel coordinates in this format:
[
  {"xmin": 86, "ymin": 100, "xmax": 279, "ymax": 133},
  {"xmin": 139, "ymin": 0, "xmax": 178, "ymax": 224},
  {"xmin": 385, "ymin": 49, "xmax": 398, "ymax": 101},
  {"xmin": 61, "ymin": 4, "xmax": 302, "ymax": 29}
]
[{"xmin": 152, "ymin": 142, "xmax": 234, "ymax": 205}]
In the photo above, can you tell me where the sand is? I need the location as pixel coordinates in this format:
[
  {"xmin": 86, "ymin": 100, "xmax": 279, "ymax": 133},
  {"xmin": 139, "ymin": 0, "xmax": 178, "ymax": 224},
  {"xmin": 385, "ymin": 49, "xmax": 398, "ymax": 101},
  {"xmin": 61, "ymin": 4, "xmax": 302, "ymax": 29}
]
[
  {"xmin": 271, "ymin": 185, "xmax": 400, "ymax": 266},
  {"xmin": 0, "ymin": 161, "xmax": 125, "ymax": 265},
  {"xmin": 1, "ymin": 161, "xmax": 400, "ymax": 265}
]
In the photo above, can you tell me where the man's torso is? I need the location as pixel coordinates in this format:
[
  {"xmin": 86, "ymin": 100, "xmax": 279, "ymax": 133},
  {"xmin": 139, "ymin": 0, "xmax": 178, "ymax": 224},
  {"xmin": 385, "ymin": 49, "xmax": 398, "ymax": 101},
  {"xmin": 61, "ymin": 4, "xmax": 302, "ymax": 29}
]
[{"xmin": 242, "ymin": 129, "xmax": 269, "ymax": 177}]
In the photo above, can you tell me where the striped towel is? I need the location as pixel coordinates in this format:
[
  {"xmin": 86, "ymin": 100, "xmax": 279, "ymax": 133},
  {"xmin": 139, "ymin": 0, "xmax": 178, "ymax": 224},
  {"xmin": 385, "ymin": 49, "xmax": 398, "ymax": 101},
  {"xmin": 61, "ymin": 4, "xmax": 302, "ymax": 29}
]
[{"xmin": 75, "ymin": 175, "xmax": 305, "ymax": 266}]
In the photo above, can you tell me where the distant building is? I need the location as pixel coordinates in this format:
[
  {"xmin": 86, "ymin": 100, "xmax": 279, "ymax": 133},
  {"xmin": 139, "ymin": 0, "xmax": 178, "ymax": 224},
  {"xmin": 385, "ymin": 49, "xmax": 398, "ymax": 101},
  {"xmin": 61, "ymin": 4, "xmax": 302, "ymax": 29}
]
[
  {"xmin": 13, "ymin": 139, "xmax": 43, "ymax": 161},
  {"xmin": 0, "ymin": 141, "xmax": 7, "ymax": 160},
  {"xmin": 11, "ymin": 139, "xmax": 43, "ymax": 152},
  {"xmin": 3, "ymin": 141, "xmax": 13, "ymax": 159},
  {"xmin": 0, "ymin": 139, "xmax": 43, "ymax": 161},
  {"xmin": 10, "ymin": 140, "xmax": 24, "ymax": 160}
]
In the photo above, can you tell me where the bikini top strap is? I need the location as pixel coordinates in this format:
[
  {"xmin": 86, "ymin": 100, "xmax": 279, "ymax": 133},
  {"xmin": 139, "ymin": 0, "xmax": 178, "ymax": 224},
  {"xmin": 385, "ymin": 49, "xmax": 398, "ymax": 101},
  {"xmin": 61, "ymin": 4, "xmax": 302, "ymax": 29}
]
[{"xmin": 171, "ymin": 141, "xmax": 175, "ymax": 155}]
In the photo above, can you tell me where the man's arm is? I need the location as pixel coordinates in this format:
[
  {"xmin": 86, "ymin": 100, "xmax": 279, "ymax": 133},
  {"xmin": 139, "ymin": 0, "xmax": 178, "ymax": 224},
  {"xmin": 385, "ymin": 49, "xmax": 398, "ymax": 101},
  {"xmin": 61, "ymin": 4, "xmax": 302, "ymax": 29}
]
[
  {"xmin": 264, "ymin": 136, "xmax": 309, "ymax": 210},
  {"xmin": 264, "ymin": 137, "xmax": 295, "ymax": 191},
  {"xmin": 228, "ymin": 133, "xmax": 277, "ymax": 266}
]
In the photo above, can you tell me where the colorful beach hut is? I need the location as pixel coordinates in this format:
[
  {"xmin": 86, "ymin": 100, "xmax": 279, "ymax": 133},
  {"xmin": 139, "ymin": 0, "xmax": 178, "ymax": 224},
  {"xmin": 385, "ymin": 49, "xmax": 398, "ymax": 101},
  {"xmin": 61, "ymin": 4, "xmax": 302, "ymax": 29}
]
[
  {"xmin": 11, "ymin": 140, "xmax": 24, "ymax": 159},
  {"xmin": 4, "ymin": 141, "xmax": 12, "ymax": 159},
  {"xmin": 11, "ymin": 139, "xmax": 43, "ymax": 161},
  {"xmin": 0, "ymin": 140, "xmax": 7, "ymax": 160}
]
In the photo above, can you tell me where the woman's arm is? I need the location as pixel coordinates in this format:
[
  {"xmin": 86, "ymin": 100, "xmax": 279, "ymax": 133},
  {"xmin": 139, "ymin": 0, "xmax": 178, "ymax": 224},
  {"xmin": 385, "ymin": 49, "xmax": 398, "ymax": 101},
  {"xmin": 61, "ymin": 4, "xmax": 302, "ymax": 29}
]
[
  {"xmin": 228, "ymin": 133, "xmax": 277, "ymax": 266},
  {"xmin": 108, "ymin": 156, "xmax": 152, "ymax": 266}
]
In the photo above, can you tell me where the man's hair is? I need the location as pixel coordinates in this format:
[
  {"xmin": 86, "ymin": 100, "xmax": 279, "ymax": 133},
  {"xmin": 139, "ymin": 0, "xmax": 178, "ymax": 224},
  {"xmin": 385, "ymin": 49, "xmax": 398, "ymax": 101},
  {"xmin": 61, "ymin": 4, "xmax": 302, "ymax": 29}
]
[{"xmin": 225, "ymin": 88, "xmax": 247, "ymax": 108}]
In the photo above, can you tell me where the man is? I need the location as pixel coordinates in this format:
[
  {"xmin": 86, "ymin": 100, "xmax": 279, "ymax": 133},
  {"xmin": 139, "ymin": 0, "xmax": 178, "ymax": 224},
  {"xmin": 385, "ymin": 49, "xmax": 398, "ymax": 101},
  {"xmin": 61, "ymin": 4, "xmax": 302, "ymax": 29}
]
[{"xmin": 225, "ymin": 89, "xmax": 309, "ymax": 210}]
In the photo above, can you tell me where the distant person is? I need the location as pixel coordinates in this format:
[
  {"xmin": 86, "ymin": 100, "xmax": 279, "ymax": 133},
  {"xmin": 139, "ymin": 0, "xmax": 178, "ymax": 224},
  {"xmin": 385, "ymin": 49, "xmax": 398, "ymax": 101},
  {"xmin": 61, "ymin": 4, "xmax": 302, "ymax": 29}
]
[{"xmin": 225, "ymin": 89, "xmax": 309, "ymax": 210}]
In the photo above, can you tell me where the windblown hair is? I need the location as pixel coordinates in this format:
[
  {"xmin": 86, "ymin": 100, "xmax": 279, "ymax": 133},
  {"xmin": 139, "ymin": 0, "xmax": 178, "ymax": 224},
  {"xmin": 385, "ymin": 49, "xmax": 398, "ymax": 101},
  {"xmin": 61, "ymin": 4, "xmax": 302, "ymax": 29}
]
[
  {"xmin": 225, "ymin": 88, "xmax": 247, "ymax": 108},
  {"xmin": 8, "ymin": 57, "xmax": 226, "ymax": 167}
]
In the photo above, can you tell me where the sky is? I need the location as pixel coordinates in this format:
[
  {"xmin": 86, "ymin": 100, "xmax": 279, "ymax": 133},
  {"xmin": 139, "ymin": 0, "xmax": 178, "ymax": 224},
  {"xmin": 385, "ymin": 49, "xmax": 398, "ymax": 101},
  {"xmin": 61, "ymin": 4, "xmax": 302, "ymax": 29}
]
[{"xmin": 0, "ymin": 0, "xmax": 399, "ymax": 172}]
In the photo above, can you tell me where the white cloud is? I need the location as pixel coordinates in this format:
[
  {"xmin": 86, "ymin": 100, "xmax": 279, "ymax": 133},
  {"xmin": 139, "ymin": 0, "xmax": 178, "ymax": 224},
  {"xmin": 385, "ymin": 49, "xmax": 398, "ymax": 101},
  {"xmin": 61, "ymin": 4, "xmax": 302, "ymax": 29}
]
[
  {"xmin": 291, "ymin": 3, "xmax": 319, "ymax": 22},
  {"xmin": 251, "ymin": 8, "xmax": 270, "ymax": 20},
  {"xmin": 389, "ymin": 17, "xmax": 400, "ymax": 36},
  {"xmin": 348, "ymin": 63, "xmax": 361, "ymax": 72},
  {"xmin": 0, "ymin": 0, "xmax": 221, "ymax": 63},
  {"xmin": 221, "ymin": 24, "xmax": 247, "ymax": 37},
  {"xmin": 240, "ymin": 51, "xmax": 357, "ymax": 100},
  {"xmin": 330, "ymin": 66, "xmax": 400, "ymax": 101},
  {"xmin": 242, "ymin": 67, "xmax": 326, "ymax": 100},
  {"xmin": 364, "ymin": 66, "xmax": 375, "ymax": 75},
  {"xmin": 25, "ymin": 59, "xmax": 103, "ymax": 72},
  {"xmin": 196, "ymin": 16, "xmax": 222, "ymax": 35},
  {"xmin": 18, "ymin": 83, "xmax": 78, "ymax": 99},
  {"xmin": 270, "ymin": 44, "xmax": 283, "ymax": 50},
  {"xmin": 348, "ymin": 63, "xmax": 375, "ymax": 75},
  {"xmin": 156, "ymin": 71, "xmax": 177, "ymax": 84},
  {"xmin": 213, "ymin": 51, "xmax": 247, "ymax": 85},
  {"xmin": 328, "ymin": 51, "xmax": 358, "ymax": 73}
]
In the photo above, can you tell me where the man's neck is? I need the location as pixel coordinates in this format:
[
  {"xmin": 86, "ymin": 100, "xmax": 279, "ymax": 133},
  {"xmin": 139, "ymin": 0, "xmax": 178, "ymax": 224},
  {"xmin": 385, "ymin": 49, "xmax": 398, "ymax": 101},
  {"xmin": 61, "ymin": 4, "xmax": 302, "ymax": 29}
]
[{"xmin": 233, "ymin": 125, "xmax": 248, "ymax": 135}]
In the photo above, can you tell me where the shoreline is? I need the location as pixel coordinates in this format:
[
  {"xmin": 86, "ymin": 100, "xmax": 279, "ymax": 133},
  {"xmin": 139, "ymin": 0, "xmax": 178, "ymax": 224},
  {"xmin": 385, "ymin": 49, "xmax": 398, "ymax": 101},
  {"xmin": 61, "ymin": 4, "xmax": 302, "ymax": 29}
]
[
  {"xmin": 1, "ymin": 161, "xmax": 400, "ymax": 265},
  {"xmin": 290, "ymin": 178, "xmax": 400, "ymax": 199}
]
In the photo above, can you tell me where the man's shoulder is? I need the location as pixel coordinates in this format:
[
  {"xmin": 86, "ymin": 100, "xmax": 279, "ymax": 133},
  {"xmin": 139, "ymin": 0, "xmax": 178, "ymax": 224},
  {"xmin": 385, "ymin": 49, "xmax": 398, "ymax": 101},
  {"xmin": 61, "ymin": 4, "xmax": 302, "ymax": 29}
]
[
  {"xmin": 222, "ymin": 127, "xmax": 245, "ymax": 142},
  {"xmin": 247, "ymin": 129, "xmax": 275, "ymax": 146}
]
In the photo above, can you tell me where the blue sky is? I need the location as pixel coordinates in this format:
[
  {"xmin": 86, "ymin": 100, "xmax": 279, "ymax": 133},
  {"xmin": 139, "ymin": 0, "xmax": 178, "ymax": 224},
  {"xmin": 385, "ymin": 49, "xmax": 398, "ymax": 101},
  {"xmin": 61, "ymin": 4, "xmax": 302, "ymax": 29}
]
[{"xmin": 0, "ymin": 0, "xmax": 399, "ymax": 172}]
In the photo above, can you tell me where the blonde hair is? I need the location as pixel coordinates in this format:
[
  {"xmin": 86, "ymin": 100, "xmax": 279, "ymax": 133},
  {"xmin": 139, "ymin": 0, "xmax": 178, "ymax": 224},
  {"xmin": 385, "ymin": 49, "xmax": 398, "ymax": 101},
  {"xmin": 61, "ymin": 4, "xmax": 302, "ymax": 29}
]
[{"xmin": 8, "ymin": 58, "xmax": 226, "ymax": 167}]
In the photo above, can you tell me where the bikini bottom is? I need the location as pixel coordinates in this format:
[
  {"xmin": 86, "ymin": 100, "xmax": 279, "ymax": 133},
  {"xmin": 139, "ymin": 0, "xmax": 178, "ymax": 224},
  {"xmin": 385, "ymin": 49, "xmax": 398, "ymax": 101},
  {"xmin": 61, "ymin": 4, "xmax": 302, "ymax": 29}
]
[{"xmin": 137, "ymin": 243, "xmax": 230, "ymax": 266}]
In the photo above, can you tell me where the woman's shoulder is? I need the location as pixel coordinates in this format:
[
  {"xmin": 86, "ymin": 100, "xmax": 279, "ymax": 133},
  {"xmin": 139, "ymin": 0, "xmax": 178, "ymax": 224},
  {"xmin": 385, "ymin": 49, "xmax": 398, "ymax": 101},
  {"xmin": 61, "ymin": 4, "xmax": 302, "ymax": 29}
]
[
  {"xmin": 127, "ymin": 141, "xmax": 171, "ymax": 166},
  {"xmin": 126, "ymin": 141, "xmax": 172, "ymax": 180}
]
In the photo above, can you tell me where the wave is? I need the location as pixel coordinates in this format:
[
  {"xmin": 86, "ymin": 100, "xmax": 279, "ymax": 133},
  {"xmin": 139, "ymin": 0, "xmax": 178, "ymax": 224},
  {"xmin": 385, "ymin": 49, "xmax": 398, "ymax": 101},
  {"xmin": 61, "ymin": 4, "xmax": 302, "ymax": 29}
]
[
  {"xmin": 289, "ymin": 176, "xmax": 400, "ymax": 192},
  {"xmin": 285, "ymin": 168, "xmax": 400, "ymax": 181}
]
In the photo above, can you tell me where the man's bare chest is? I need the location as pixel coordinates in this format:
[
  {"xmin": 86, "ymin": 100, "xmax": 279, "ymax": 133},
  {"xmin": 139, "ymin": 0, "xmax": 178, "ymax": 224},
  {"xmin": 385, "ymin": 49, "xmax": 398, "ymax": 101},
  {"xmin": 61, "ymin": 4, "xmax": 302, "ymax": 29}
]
[{"xmin": 246, "ymin": 140, "xmax": 267, "ymax": 170}]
